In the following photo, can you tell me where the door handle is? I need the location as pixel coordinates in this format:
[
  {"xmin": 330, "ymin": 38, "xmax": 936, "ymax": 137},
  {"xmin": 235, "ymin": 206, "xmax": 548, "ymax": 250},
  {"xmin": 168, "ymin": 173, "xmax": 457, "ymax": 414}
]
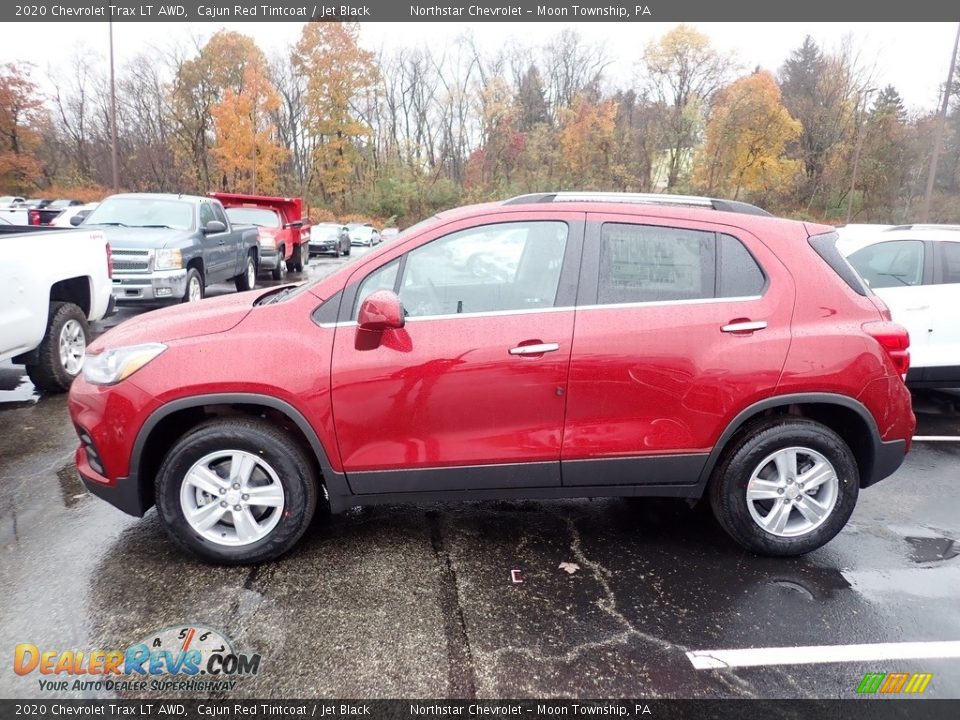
[
  {"xmin": 509, "ymin": 343, "xmax": 560, "ymax": 356},
  {"xmin": 721, "ymin": 320, "xmax": 767, "ymax": 333},
  {"xmin": 906, "ymin": 305, "xmax": 929, "ymax": 311}
]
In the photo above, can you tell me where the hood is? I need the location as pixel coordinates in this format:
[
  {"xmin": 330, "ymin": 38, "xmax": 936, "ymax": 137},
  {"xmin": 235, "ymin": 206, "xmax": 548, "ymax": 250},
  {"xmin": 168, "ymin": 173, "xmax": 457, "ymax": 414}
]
[
  {"xmin": 85, "ymin": 225, "xmax": 196, "ymax": 249},
  {"xmin": 89, "ymin": 292, "xmax": 258, "ymax": 351}
]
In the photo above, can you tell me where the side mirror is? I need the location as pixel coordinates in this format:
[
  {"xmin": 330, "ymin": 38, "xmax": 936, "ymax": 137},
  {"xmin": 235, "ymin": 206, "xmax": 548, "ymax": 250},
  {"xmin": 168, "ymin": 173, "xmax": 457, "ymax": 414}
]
[
  {"xmin": 285, "ymin": 220, "xmax": 303, "ymax": 229},
  {"xmin": 204, "ymin": 220, "xmax": 226, "ymax": 234},
  {"xmin": 69, "ymin": 214, "xmax": 84, "ymax": 226},
  {"xmin": 358, "ymin": 290, "xmax": 405, "ymax": 332}
]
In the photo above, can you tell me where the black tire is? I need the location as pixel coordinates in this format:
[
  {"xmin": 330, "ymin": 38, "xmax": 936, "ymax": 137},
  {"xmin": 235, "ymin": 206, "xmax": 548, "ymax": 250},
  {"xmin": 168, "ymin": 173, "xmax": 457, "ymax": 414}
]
[
  {"xmin": 271, "ymin": 249, "xmax": 286, "ymax": 281},
  {"xmin": 155, "ymin": 418, "xmax": 320, "ymax": 564},
  {"xmin": 25, "ymin": 301, "xmax": 88, "ymax": 393},
  {"xmin": 344, "ymin": 242, "xmax": 351, "ymax": 256},
  {"xmin": 709, "ymin": 418, "xmax": 859, "ymax": 556},
  {"xmin": 182, "ymin": 267, "xmax": 204, "ymax": 303},
  {"xmin": 332, "ymin": 242, "xmax": 341, "ymax": 258},
  {"xmin": 234, "ymin": 252, "xmax": 257, "ymax": 292},
  {"xmin": 287, "ymin": 243, "xmax": 306, "ymax": 273}
]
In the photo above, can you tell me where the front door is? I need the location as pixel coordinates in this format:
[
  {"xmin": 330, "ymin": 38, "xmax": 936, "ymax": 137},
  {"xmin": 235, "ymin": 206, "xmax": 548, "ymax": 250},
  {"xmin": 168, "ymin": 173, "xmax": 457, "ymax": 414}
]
[
  {"xmin": 561, "ymin": 213, "xmax": 795, "ymax": 487},
  {"xmin": 330, "ymin": 213, "xmax": 583, "ymax": 494}
]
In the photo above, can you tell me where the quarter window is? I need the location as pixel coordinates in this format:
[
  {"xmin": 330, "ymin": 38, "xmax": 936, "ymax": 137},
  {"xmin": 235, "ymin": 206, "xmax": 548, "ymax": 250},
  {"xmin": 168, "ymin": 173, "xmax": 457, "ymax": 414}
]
[
  {"xmin": 718, "ymin": 233, "xmax": 766, "ymax": 297},
  {"xmin": 847, "ymin": 240, "xmax": 924, "ymax": 289}
]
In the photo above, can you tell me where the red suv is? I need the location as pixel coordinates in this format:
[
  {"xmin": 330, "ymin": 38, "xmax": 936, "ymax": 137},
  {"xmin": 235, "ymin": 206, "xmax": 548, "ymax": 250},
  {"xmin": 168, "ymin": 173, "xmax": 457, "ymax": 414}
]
[{"xmin": 69, "ymin": 193, "xmax": 915, "ymax": 564}]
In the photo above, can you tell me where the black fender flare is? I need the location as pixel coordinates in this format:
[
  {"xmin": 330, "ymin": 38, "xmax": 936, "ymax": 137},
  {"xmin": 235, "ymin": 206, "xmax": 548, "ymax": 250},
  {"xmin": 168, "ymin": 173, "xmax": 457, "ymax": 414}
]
[{"xmin": 129, "ymin": 392, "xmax": 349, "ymax": 504}]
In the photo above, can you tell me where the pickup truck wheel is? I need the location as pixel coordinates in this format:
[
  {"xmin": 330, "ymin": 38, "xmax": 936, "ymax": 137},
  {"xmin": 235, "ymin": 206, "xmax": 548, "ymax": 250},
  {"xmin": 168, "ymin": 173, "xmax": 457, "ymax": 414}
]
[
  {"xmin": 26, "ymin": 301, "xmax": 88, "ymax": 393},
  {"xmin": 271, "ymin": 250, "xmax": 286, "ymax": 281},
  {"xmin": 288, "ymin": 243, "xmax": 306, "ymax": 273},
  {"xmin": 182, "ymin": 268, "xmax": 204, "ymax": 303},
  {"xmin": 234, "ymin": 254, "xmax": 257, "ymax": 292},
  {"xmin": 155, "ymin": 418, "xmax": 320, "ymax": 564},
  {"xmin": 709, "ymin": 418, "xmax": 858, "ymax": 557}
]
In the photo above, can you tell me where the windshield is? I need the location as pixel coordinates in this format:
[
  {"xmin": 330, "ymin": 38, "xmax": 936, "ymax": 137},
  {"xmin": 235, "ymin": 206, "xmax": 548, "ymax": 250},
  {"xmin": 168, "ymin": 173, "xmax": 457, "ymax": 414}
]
[
  {"xmin": 225, "ymin": 207, "xmax": 281, "ymax": 228},
  {"xmin": 84, "ymin": 198, "xmax": 194, "ymax": 230}
]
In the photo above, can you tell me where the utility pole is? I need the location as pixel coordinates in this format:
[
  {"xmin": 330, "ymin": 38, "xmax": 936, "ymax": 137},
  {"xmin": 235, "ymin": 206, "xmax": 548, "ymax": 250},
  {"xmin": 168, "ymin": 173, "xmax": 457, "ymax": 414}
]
[
  {"xmin": 109, "ymin": 18, "xmax": 119, "ymax": 192},
  {"xmin": 920, "ymin": 22, "xmax": 960, "ymax": 223},
  {"xmin": 846, "ymin": 87, "xmax": 875, "ymax": 224}
]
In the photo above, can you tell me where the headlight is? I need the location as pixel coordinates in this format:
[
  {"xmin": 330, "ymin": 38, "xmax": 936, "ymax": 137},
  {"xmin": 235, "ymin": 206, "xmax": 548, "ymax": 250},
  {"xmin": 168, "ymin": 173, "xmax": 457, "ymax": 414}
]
[
  {"xmin": 155, "ymin": 249, "xmax": 183, "ymax": 270},
  {"xmin": 259, "ymin": 234, "xmax": 277, "ymax": 248},
  {"xmin": 82, "ymin": 343, "xmax": 167, "ymax": 385}
]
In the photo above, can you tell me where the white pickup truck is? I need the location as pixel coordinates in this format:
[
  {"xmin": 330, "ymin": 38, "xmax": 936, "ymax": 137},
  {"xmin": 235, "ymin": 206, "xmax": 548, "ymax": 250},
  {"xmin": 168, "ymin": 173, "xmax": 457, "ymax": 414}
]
[{"xmin": 0, "ymin": 227, "xmax": 114, "ymax": 392}]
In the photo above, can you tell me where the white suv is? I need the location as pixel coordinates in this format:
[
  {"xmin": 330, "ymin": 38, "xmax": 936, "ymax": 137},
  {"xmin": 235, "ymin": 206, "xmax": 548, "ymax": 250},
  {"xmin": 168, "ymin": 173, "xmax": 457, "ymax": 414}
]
[{"xmin": 838, "ymin": 224, "xmax": 960, "ymax": 387}]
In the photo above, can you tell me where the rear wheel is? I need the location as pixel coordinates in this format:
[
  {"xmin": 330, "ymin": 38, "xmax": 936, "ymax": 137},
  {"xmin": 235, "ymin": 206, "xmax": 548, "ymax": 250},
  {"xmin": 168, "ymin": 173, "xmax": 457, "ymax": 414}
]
[
  {"xmin": 287, "ymin": 243, "xmax": 307, "ymax": 273},
  {"xmin": 155, "ymin": 418, "xmax": 320, "ymax": 564},
  {"xmin": 234, "ymin": 253, "xmax": 257, "ymax": 292},
  {"xmin": 182, "ymin": 268, "xmax": 204, "ymax": 303},
  {"xmin": 709, "ymin": 418, "xmax": 859, "ymax": 556},
  {"xmin": 26, "ymin": 301, "xmax": 88, "ymax": 393}
]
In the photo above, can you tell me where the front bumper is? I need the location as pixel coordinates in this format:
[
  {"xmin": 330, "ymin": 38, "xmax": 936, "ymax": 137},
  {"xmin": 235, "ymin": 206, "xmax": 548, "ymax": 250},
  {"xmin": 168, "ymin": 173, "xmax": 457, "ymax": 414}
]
[
  {"xmin": 76, "ymin": 446, "xmax": 148, "ymax": 517},
  {"xmin": 259, "ymin": 246, "xmax": 281, "ymax": 270},
  {"xmin": 112, "ymin": 268, "xmax": 187, "ymax": 303}
]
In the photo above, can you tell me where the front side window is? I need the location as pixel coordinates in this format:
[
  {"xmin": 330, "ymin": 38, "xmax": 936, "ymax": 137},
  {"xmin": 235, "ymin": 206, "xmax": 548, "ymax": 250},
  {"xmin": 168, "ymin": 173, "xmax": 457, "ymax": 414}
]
[
  {"xmin": 352, "ymin": 221, "xmax": 568, "ymax": 320},
  {"xmin": 848, "ymin": 240, "xmax": 924, "ymax": 289},
  {"xmin": 399, "ymin": 221, "xmax": 567, "ymax": 317},
  {"xmin": 199, "ymin": 203, "xmax": 216, "ymax": 228}
]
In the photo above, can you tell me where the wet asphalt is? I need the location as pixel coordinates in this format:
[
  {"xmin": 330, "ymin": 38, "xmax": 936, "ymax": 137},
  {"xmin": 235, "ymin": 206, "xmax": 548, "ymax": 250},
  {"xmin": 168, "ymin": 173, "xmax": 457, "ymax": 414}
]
[{"xmin": 1, "ymin": 246, "xmax": 959, "ymax": 700}]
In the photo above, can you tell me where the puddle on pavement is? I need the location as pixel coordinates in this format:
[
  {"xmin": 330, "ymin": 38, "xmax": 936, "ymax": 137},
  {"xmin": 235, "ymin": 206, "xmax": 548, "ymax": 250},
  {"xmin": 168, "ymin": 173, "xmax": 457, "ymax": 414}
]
[
  {"xmin": 906, "ymin": 536, "xmax": 960, "ymax": 563},
  {"xmin": 56, "ymin": 462, "xmax": 88, "ymax": 508},
  {"xmin": 0, "ymin": 373, "xmax": 39, "ymax": 410}
]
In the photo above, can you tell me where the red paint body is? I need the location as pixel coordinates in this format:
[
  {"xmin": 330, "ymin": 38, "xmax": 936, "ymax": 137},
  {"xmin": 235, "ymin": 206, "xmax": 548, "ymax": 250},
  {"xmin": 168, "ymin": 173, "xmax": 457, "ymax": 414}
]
[
  {"xmin": 210, "ymin": 192, "xmax": 310, "ymax": 264},
  {"xmin": 68, "ymin": 200, "xmax": 915, "ymax": 511}
]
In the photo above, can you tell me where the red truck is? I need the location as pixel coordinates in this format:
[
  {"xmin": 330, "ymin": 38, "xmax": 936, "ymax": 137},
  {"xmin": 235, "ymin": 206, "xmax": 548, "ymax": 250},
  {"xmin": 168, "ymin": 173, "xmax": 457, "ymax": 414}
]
[{"xmin": 211, "ymin": 193, "xmax": 311, "ymax": 281}]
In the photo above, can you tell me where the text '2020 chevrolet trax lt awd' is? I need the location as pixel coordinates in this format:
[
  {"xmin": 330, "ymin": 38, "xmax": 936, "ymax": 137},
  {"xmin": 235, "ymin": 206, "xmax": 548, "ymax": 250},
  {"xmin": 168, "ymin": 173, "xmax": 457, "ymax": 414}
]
[{"xmin": 68, "ymin": 192, "xmax": 915, "ymax": 564}]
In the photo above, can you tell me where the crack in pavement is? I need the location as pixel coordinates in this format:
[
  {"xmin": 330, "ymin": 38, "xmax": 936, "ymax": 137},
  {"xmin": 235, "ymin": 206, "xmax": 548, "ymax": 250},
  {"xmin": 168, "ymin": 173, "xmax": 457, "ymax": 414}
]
[
  {"xmin": 482, "ymin": 514, "xmax": 757, "ymax": 697},
  {"xmin": 427, "ymin": 510, "xmax": 478, "ymax": 699}
]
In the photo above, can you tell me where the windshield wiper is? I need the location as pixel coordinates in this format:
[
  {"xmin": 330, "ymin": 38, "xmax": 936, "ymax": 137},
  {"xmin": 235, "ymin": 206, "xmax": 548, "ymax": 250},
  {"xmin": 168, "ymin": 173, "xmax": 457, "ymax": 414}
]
[
  {"xmin": 89, "ymin": 222, "xmax": 128, "ymax": 227},
  {"xmin": 140, "ymin": 224, "xmax": 173, "ymax": 229},
  {"xmin": 254, "ymin": 285, "xmax": 298, "ymax": 306},
  {"xmin": 876, "ymin": 272, "xmax": 912, "ymax": 286}
]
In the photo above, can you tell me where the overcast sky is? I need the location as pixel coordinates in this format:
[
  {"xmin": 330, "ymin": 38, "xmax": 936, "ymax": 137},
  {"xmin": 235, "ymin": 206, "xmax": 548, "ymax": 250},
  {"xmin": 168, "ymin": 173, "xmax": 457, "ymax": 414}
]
[{"xmin": 4, "ymin": 22, "xmax": 958, "ymax": 112}]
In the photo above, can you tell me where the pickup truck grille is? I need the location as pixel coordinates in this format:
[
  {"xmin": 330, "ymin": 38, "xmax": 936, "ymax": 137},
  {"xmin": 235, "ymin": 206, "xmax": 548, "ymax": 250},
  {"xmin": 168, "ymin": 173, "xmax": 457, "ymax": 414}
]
[{"xmin": 111, "ymin": 249, "xmax": 150, "ymax": 273}]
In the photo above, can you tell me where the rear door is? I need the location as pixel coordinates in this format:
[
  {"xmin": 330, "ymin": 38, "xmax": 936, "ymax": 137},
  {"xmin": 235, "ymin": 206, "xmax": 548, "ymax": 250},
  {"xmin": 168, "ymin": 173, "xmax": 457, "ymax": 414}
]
[
  {"xmin": 561, "ymin": 213, "xmax": 795, "ymax": 488},
  {"xmin": 924, "ymin": 240, "xmax": 960, "ymax": 382},
  {"xmin": 330, "ymin": 212, "xmax": 583, "ymax": 494},
  {"xmin": 198, "ymin": 202, "xmax": 230, "ymax": 282}
]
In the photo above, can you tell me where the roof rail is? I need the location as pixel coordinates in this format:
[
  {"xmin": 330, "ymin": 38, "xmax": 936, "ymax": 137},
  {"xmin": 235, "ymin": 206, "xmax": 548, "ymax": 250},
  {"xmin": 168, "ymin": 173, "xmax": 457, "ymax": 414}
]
[
  {"xmin": 885, "ymin": 224, "xmax": 960, "ymax": 232},
  {"xmin": 502, "ymin": 192, "xmax": 772, "ymax": 217}
]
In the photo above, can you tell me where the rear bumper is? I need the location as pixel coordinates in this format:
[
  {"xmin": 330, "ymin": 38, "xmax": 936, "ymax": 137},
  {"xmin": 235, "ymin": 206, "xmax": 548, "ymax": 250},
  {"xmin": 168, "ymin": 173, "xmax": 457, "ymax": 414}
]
[
  {"xmin": 309, "ymin": 241, "xmax": 339, "ymax": 254},
  {"xmin": 863, "ymin": 438, "xmax": 908, "ymax": 488}
]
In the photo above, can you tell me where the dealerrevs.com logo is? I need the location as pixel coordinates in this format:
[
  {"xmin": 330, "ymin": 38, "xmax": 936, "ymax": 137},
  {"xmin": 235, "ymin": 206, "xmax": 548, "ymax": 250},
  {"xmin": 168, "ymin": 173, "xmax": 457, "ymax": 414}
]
[{"xmin": 14, "ymin": 625, "xmax": 261, "ymax": 693}]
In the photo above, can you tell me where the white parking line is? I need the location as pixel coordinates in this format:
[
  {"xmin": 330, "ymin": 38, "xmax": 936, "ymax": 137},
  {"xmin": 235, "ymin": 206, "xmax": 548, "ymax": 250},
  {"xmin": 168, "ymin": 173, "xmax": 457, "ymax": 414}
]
[
  {"xmin": 686, "ymin": 640, "xmax": 960, "ymax": 670},
  {"xmin": 912, "ymin": 436, "xmax": 960, "ymax": 441}
]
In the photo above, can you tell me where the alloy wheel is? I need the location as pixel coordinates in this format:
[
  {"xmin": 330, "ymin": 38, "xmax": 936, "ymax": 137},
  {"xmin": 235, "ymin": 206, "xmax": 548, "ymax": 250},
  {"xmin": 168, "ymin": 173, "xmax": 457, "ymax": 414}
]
[{"xmin": 58, "ymin": 319, "xmax": 85, "ymax": 375}]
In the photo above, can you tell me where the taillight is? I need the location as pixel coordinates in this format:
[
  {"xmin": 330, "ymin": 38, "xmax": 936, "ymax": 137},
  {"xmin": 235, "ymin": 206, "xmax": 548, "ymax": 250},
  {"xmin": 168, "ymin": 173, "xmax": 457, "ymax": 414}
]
[
  {"xmin": 863, "ymin": 321, "xmax": 910, "ymax": 377},
  {"xmin": 106, "ymin": 242, "xmax": 113, "ymax": 279},
  {"xmin": 28, "ymin": 209, "xmax": 41, "ymax": 225}
]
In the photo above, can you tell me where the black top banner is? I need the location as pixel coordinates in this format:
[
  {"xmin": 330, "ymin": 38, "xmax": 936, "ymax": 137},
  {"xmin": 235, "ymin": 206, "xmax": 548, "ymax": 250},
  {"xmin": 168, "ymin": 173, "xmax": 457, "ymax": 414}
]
[{"xmin": 6, "ymin": 0, "xmax": 960, "ymax": 23}]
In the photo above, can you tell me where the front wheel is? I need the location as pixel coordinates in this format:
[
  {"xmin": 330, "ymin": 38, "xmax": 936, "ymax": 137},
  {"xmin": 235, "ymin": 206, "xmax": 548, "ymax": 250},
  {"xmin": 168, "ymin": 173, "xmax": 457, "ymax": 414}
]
[
  {"xmin": 26, "ymin": 301, "xmax": 89, "ymax": 393},
  {"xmin": 271, "ymin": 249, "xmax": 286, "ymax": 281},
  {"xmin": 155, "ymin": 418, "xmax": 320, "ymax": 564},
  {"xmin": 182, "ymin": 268, "xmax": 204, "ymax": 303},
  {"xmin": 709, "ymin": 418, "xmax": 859, "ymax": 556}
]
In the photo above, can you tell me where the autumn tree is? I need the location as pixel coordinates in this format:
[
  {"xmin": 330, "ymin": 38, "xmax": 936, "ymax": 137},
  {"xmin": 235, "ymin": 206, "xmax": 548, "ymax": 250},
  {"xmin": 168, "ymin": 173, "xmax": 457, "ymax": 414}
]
[
  {"xmin": 693, "ymin": 71, "xmax": 802, "ymax": 201},
  {"xmin": 557, "ymin": 96, "xmax": 618, "ymax": 190},
  {"xmin": 642, "ymin": 25, "xmax": 733, "ymax": 190},
  {"xmin": 0, "ymin": 63, "xmax": 46, "ymax": 193},
  {"xmin": 211, "ymin": 61, "xmax": 287, "ymax": 194},
  {"xmin": 292, "ymin": 22, "xmax": 377, "ymax": 207},
  {"xmin": 856, "ymin": 85, "xmax": 914, "ymax": 218}
]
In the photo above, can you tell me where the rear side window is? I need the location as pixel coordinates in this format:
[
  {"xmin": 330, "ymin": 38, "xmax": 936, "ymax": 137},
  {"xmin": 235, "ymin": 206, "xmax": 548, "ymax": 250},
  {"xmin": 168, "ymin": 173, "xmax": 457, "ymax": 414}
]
[
  {"xmin": 597, "ymin": 224, "xmax": 764, "ymax": 304},
  {"xmin": 940, "ymin": 242, "xmax": 960, "ymax": 284},
  {"xmin": 848, "ymin": 240, "xmax": 924, "ymax": 289},
  {"xmin": 808, "ymin": 231, "xmax": 869, "ymax": 296}
]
